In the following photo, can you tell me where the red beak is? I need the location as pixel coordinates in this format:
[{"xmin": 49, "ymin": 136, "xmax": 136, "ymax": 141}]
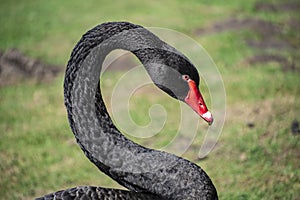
[{"xmin": 184, "ymin": 79, "xmax": 213, "ymax": 125}]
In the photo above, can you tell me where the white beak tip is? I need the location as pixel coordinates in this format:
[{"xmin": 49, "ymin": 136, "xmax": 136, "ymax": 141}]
[{"xmin": 202, "ymin": 111, "xmax": 213, "ymax": 125}]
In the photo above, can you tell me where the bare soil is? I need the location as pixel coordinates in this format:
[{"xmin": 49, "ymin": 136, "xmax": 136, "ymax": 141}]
[
  {"xmin": 104, "ymin": 52, "xmax": 137, "ymax": 71},
  {"xmin": 0, "ymin": 48, "xmax": 62, "ymax": 87},
  {"xmin": 254, "ymin": 1, "xmax": 300, "ymax": 12},
  {"xmin": 194, "ymin": 18, "xmax": 280, "ymax": 38},
  {"xmin": 194, "ymin": 1, "xmax": 300, "ymax": 72}
]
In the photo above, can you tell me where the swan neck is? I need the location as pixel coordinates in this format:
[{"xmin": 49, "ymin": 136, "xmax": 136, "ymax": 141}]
[{"xmin": 63, "ymin": 22, "xmax": 218, "ymax": 199}]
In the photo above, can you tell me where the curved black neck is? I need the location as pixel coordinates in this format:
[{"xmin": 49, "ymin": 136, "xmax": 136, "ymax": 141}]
[{"xmin": 64, "ymin": 22, "xmax": 217, "ymax": 199}]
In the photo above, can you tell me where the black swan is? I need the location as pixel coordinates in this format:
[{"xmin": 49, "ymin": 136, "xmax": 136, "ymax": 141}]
[{"xmin": 37, "ymin": 22, "xmax": 217, "ymax": 200}]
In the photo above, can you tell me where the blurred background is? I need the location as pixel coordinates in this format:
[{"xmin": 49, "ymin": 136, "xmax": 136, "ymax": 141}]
[{"xmin": 0, "ymin": 0, "xmax": 299, "ymax": 199}]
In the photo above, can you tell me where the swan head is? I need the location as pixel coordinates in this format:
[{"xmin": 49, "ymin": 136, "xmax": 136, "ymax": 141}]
[{"xmin": 135, "ymin": 48, "xmax": 213, "ymax": 125}]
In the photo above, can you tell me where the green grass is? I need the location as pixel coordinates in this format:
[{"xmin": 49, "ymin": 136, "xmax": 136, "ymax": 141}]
[{"xmin": 1, "ymin": 0, "xmax": 299, "ymax": 199}]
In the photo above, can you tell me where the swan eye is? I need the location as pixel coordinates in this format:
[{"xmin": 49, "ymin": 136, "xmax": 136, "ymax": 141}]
[{"xmin": 182, "ymin": 75, "xmax": 190, "ymax": 81}]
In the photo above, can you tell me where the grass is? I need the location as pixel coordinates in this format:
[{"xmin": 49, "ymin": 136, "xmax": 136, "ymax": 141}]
[{"xmin": 0, "ymin": 0, "xmax": 299, "ymax": 199}]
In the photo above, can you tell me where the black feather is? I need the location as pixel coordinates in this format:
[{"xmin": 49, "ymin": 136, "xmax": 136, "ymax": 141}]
[{"xmin": 37, "ymin": 22, "xmax": 218, "ymax": 200}]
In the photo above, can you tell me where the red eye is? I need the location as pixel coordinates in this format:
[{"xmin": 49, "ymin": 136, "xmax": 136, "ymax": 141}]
[{"xmin": 182, "ymin": 75, "xmax": 190, "ymax": 81}]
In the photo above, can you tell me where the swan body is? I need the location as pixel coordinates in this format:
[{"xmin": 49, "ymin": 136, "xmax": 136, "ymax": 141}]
[{"xmin": 37, "ymin": 22, "xmax": 217, "ymax": 200}]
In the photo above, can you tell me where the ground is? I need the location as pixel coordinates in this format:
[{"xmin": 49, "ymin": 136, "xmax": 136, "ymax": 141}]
[{"xmin": 0, "ymin": 1, "xmax": 299, "ymax": 199}]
